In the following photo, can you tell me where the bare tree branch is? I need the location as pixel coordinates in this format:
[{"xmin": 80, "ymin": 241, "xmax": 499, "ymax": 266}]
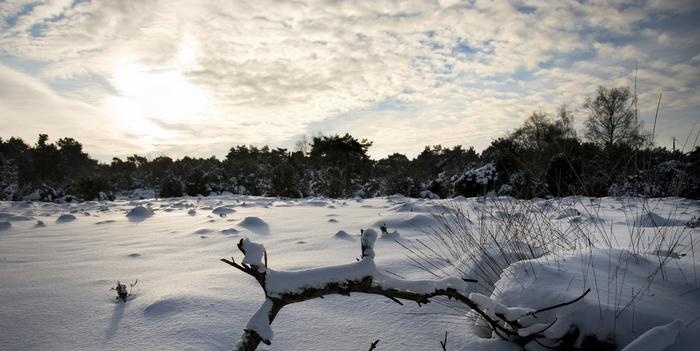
[{"xmin": 223, "ymin": 236, "xmax": 590, "ymax": 350}]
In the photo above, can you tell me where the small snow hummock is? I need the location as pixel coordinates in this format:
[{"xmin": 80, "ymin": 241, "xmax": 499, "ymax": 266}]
[
  {"xmin": 0, "ymin": 221, "xmax": 10, "ymax": 231},
  {"xmin": 333, "ymin": 230, "xmax": 353, "ymax": 239},
  {"xmin": 239, "ymin": 217, "xmax": 270, "ymax": 234},
  {"xmin": 212, "ymin": 206, "xmax": 236, "ymax": 216},
  {"xmin": 620, "ymin": 319, "xmax": 684, "ymax": 351},
  {"xmin": 221, "ymin": 228, "xmax": 239, "ymax": 235},
  {"xmin": 240, "ymin": 238, "xmax": 266, "ymax": 272},
  {"xmin": 187, "ymin": 208, "xmax": 196, "ymax": 216},
  {"xmin": 246, "ymin": 299, "xmax": 274, "ymax": 344},
  {"xmin": 56, "ymin": 214, "xmax": 77, "ymax": 223},
  {"xmin": 126, "ymin": 205, "xmax": 154, "ymax": 220}
]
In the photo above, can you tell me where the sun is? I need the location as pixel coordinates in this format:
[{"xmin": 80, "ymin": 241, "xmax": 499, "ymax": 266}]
[{"xmin": 105, "ymin": 36, "xmax": 212, "ymax": 141}]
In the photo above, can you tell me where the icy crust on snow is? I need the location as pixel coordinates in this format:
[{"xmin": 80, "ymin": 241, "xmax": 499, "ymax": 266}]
[{"xmin": 246, "ymin": 299, "xmax": 274, "ymax": 344}]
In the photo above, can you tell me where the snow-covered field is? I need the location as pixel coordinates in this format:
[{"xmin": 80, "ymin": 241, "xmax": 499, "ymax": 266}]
[{"xmin": 0, "ymin": 196, "xmax": 698, "ymax": 350}]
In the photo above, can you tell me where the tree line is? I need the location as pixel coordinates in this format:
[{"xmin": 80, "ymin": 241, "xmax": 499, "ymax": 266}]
[{"xmin": 1, "ymin": 86, "xmax": 698, "ymax": 201}]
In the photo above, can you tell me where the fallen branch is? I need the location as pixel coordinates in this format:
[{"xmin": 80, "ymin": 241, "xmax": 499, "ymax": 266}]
[{"xmin": 223, "ymin": 230, "xmax": 590, "ymax": 350}]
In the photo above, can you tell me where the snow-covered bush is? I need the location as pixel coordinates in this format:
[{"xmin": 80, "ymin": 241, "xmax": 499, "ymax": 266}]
[{"xmin": 452, "ymin": 163, "xmax": 496, "ymax": 197}]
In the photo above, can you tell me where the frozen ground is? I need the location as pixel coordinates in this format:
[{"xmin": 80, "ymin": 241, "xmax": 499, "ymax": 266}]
[{"xmin": 0, "ymin": 195, "xmax": 698, "ymax": 350}]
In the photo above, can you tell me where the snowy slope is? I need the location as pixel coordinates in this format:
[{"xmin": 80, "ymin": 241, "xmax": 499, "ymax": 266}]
[{"xmin": 0, "ymin": 196, "xmax": 698, "ymax": 350}]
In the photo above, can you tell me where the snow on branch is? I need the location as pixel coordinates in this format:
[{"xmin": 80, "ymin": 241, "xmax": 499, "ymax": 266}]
[{"xmin": 221, "ymin": 234, "xmax": 590, "ymax": 351}]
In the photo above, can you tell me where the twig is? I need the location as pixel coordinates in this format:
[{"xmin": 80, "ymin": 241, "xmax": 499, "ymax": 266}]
[
  {"xmin": 368, "ymin": 339, "xmax": 380, "ymax": 351},
  {"xmin": 526, "ymin": 288, "xmax": 591, "ymax": 317}
]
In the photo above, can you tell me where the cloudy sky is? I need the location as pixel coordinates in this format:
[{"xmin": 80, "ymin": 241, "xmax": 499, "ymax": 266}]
[{"xmin": 1, "ymin": 0, "xmax": 699, "ymax": 161}]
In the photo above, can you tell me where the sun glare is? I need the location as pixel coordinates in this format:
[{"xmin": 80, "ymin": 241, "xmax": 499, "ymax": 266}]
[{"xmin": 105, "ymin": 36, "xmax": 211, "ymax": 142}]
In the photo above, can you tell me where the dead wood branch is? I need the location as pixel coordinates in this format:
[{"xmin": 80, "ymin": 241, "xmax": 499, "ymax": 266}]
[{"xmin": 223, "ymin": 236, "xmax": 590, "ymax": 350}]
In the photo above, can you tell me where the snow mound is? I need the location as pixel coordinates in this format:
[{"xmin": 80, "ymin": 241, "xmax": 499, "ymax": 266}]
[
  {"xmin": 333, "ymin": 230, "xmax": 354, "ymax": 240},
  {"xmin": 0, "ymin": 221, "xmax": 10, "ymax": 231},
  {"xmin": 56, "ymin": 214, "xmax": 77, "ymax": 223},
  {"xmin": 221, "ymin": 228, "xmax": 239, "ymax": 235},
  {"xmin": 34, "ymin": 220, "xmax": 45, "ymax": 227},
  {"xmin": 239, "ymin": 217, "xmax": 270, "ymax": 234},
  {"xmin": 143, "ymin": 298, "xmax": 183, "ymax": 318},
  {"xmin": 187, "ymin": 208, "xmax": 196, "ymax": 216},
  {"xmin": 194, "ymin": 228, "xmax": 213, "ymax": 235},
  {"xmin": 303, "ymin": 199, "xmax": 328, "ymax": 207},
  {"xmin": 126, "ymin": 206, "xmax": 154, "ymax": 221},
  {"xmin": 212, "ymin": 206, "xmax": 236, "ymax": 216},
  {"xmin": 631, "ymin": 212, "xmax": 688, "ymax": 227},
  {"xmin": 621, "ymin": 319, "xmax": 684, "ymax": 351},
  {"xmin": 128, "ymin": 253, "xmax": 142, "ymax": 258},
  {"xmin": 327, "ymin": 218, "xmax": 338, "ymax": 223},
  {"xmin": 380, "ymin": 230, "xmax": 400, "ymax": 240},
  {"xmin": 554, "ymin": 208, "xmax": 580, "ymax": 219},
  {"xmin": 372, "ymin": 213, "xmax": 437, "ymax": 230},
  {"xmin": 389, "ymin": 202, "xmax": 453, "ymax": 215}
]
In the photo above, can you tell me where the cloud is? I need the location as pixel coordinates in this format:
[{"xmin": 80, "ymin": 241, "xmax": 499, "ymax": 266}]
[{"xmin": 1, "ymin": 0, "xmax": 698, "ymax": 161}]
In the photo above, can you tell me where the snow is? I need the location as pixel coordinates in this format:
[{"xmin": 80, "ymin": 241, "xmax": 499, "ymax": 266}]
[
  {"xmin": 0, "ymin": 195, "xmax": 697, "ymax": 350},
  {"xmin": 333, "ymin": 230, "xmax": 353, "ymax": 240},
  {"xmin": 238, "ymin": 216, "xmax": 269, "ymax": 234},
  {"xmin": 56, "ymin": 213, "xmax": 76, "ymax": 223},
  {"xmin": 212, "ymin": 206, "xmax": 236, "ymax": 216},
  {"xmin": 246, "ymin": 299, "xmax": 274, "ymax": 344},
  {"xmin": 621, "ymin": 320, "xmax": 684, "ymax": 351},
  {"xmin": 361, "ymin": 228, "xmax": 378, "ymax": 258},
  {"xmin": 125, "ymin": 205, "xmax": 153, "ymax": 220},
  {"xmin": 240, "ymin": 238, "xmax": 266, "ymax": 271}
]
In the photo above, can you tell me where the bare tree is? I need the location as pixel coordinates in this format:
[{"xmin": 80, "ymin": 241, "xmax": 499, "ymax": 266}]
[{"xmin": 583, "ymin": 86, "xmax": 646, "ymax": 149}]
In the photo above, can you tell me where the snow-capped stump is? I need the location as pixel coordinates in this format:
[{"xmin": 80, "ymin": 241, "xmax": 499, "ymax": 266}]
[
  {"xmin": 126, "ymin": 205, "xmax": 153, "ymax": 221},
  {"xmin": 56, "ymin": 214, "xmax": 77, "ymax": 223},
  {"xmin": 0, "ymin": 221, "xmax": 11, "ymax": 231},
  {"xmin": 34, "ymin": 220, "xmax": 45, "ymax": 228},
  {"xmin": 361, "ymin": 228, "xmax": 378, "ymax": 258},
  {"xmin": 239, "ymin": 238, "xmax": 266, "ymax": 271},
  {"xmin": 212, "ymin": 206, "xmax": 236, "ymax": 216},
  {"xmin": 239, "ymin": 216, "xmax": 269, "ymax": 234}
]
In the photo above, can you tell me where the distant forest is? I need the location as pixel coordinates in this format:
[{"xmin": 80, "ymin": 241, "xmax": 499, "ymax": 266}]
[{"xmin": 1, "ymin": 86, "xmax": 698, "ymax": 201}]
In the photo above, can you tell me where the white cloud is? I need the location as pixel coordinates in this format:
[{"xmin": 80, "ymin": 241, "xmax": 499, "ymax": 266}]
[{"xmin": 0, "ymin": 0, "xmax": 698, "ymax": 160}]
